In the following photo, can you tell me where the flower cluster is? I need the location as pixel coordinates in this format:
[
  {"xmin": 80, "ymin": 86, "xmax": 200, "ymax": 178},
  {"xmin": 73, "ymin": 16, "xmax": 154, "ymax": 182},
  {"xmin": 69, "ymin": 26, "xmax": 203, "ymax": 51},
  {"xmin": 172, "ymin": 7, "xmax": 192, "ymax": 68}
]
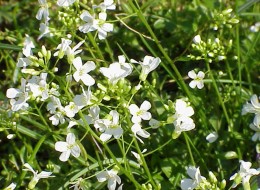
[
  {"xmin": 172, "ymin": 99, "xmax": 195, "ymax": 139},
  {"xmin": 210, "ymin": 9, "xmax": 239, "ymax": 30},
  {"xmin": 188, "ymin": 34, "xmax": 232, "ymax": 63}
]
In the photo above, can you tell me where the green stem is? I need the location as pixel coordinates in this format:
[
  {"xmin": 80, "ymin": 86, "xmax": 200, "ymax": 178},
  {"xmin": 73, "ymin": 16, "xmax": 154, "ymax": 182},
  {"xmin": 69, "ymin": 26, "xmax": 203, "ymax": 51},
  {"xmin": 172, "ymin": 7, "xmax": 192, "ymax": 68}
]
[
  {"xmin": 183, "ymin": 132, "xmax": 195, "ymax": 166},
  {"xmin": 133, "ymin": 139, "xmax": 157, "ymax": 189},
  {"xmin": 205, "ymin": 61, "xmax": 231, "ymax": 130}
]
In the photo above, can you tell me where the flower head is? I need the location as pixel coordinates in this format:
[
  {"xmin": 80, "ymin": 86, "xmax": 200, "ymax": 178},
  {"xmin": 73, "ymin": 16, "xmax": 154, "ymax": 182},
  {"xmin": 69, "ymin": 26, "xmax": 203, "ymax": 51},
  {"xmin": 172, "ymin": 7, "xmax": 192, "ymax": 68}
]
[
  {"xmin": 73, "ymin": 57, "xmax": 96, "ymax": 86},
  {"xmin": 93, "ymin": 0, "xmax": 116, "ymax": 12},
  {"xmin": 6, "ymin": 78, "xmax": 29, "ymax": 111},
  {"xmin": 129, "ymin": 100, "xmax": 152, "ymax": 123},
  {"xmin": 79, "ymin": 11, "xmax": 113, "ymax": 40},
  {"xmin": 230, "ymin": 160, "xmax": 260, "ymax": 189},
  {"xmin": 131, "ymin": 56, "xmax": 161, "ymax": 81},
  {"xmin": 36, "ymin": 0, "xmax": 50, "ymax": 22},
  {"xmin": 131, "ymin": 123, "xmax": 150, "ymax": 143},
  {"xmin": 23, "ymin": 163, "xmax": 53, "ymax": 189},
  {"xmin": 188, "ymin": 70, "xmax": 205, "ymax": 89},
  {"xmin": 242, "ymin": 94, "xmax": 260, "ymax": 116},
  {"xmin": 55, "ymin": 133, "xmax": 81, "ymax": 162},
  {"xmin": 100, "ymin": 55, "xmax": 132, "ymax": 85},
  {"xmin": 96, "ymin": 169, "xmax": 121, "ymax": 190},
  {"xmin": 181, "ymin": 166, "xmax": 205, "ymax": 190},
  {"xmin": 172, "ymin": 99, "xmax": 195, "ymax": 138},
  {"xmin": 95, "ymin": 110, "xmax": 123, "ymax": 142}
]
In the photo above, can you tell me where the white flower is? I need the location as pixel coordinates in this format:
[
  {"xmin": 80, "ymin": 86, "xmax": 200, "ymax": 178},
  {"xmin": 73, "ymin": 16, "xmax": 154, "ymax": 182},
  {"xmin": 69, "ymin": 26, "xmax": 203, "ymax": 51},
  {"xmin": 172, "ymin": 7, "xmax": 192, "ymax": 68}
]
[
  {"xmin": 27, "ymin": 73, "xmax": 49, "ymax": 101},
  {"xmin": 249, "ymin": 116, "xmax": 260, "ymax": 142},
  {"xmin": 6, "ymin": 78, "xmax": 29, "ymax": 111},
  {"xmin": 17, "ymin": 58, "xmax": 31, "ymax": 68},
  {"xmin": 131, "ymin": 123, "xmax": 150, "ymax": 143},
  {"xmin": 181, "ymin": 166, "xmax": 205, "ymax": 190},
  {"xmin": 73, "ymin": 87, "xmax": 92, "ymax": 109},
  {"xmin": 36, "ymin": 0, "xmax": 50, "ymax": 22},
  {"xmin": 66, "ymin": 40, "xmax": 85, "ymax": 63},
  {"xmin": 79, "ymin": 11, "xmax": 113, "ymax": 40},
  {"xmin": 206, "ymin": 132, "xmax": 218, "ymax": 143},
  {"xmin": 38, "ymin": 22, "xmax": 53, "ymax": 40},
  {"xmin": 64, "ymin": 102, "xmax": 79, "ymax": 118},
  {"xmin": 23, "ymin": 163, "xmax": 53, "ymax": 189},
  {"xmin": 242, "ymin": 94, "xmax": 260, "ymax": 117},
  {"xmin": 57, "ymin": 0, "xmax": 76, "ymax": 7},
  {"xmin": 73, "ymin": 57, "xmax": 96, "ymax": 86},
  {"xmin": 55, "ymin": 133, "xmax": 81, "ymax": 162},
  {"xmin": 230, "ymin": 160, "xmax": 260, "ymax": 189},
  {"xmin": 22, "ymin": 34, "xmax": 35, "ymax": 57},
  {"xmin": 100, "ymin": 55, "xmax": 132, "ymax": 85},
  {"xmin": 188, "ymin": 70, "xmax": 205, "ymax": 89},
  {"xmin": 193, "ymin": 35, "xmax": 201, "ymax": 44},
  {"xmin": 172, "ymin": 99, "xmax": 195, "ymax": 138},
  {"xmin": 131, "ymin": 56, "xmax": 161, "ymax": 81},
  {"xmin": 96, "ymin": 169, "xmax": 121, "ymax": 190},
  {"xmin": 131, "ymin": 149, "xmax": 147, "ymax": 166},
  {"xmin": 95, "ymin": 110, "xmax": 123, "ymax": 142},
  {"xmin": 3, "ymin": 183, "xmax": 16, "ymax": 190},
  {"xmin": 54, "ymin": 38, "xmax": 72, "ymax": 58},
  {"xmin": 129, "ymin": 100, "xmax": 152, "ymax": 123},
  {"xmin": 93, "ymin": 0, "xmax": 116, "ymax": 12},
  {"xmin": 250, "ymin": 22, "xmax": 260, "ymax": 33}
]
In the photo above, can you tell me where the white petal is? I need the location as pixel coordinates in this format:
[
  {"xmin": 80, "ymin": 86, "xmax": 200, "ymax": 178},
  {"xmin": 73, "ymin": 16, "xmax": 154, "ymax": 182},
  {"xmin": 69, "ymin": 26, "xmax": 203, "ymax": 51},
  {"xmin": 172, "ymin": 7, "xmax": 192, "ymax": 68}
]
[
  {"xmin": 197, "ymin": 71, "xmax": 205, "ymax": 78},
  {"xmin": 206, "ymin": 132, "xmax": 218, "ymax": 143},
  {"xmin": 73, "ymin": 57, "xmax": 83, "ymax": 70},
  {"xmin": 81, "ymin": 74, "xmax": 95, "ymax": 86},
  {"xmin": 180, "ymin": 178, "xmax": 197, "ymax": 190},
  {"xmin": 96, "ymin": 171, "xmax": 108, "ymax": 182},
  {"xmin": 140, "ymin": 112, "xmax": 151, "ymax": 120},
  {"xmin": 129, "ymin": 104, "xmax": 139, "ymax": 115},
  {"xmin": 23, "ymin": 163, "xmax": 36, "ymax": 174},
  {"xmin": 188, "ymin": 70, "xmax": 196, "ymax": 79},
  {"xmin": 59, "ymin": 150, "xmax": 71, "ymax": 162},
  {"xmin": 99, "ymin": 12, "xmax": 107, "ymax": 21},
  {"xmin": 100, "ymin": 132, "xmax": 112, "ymax": 142},
  {"xmin": 66, "ymin": 133, "xmax": 76, "ymax": 144},
  {"xmin": 108, "ymin": 178, "xmax": 117, "ymax": 190},
  {"xmin": 6, "ymin": 88, "xmax": 20, "ymax": 98},
  {"xmin": 140, "ymin": 100, "xmax": 151, "ymax": 111},
  {"xmin": 71, "ymin": 145, "xmax": 81, "ymax": 158},
  {"xmin": 197, "ymin": 81, "xmax": 204, "ymax": 89},
  {"xmin": 55, "ymin": 142, "xmax": 68, "ymax": 152},
  {"xmin": 37, "ymin": 171, "xmax": 53, "ymax": 179},
  {"xmin": 110, "ymin": 110, "xmax": 119, "ymax": 124}
]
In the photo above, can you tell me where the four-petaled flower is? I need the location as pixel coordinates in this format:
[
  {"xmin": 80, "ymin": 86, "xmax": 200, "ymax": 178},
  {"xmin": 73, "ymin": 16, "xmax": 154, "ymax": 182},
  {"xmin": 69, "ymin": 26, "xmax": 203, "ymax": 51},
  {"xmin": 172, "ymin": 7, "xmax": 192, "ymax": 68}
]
[
  {"xmin": 79, "ymin": 11, "xmax": 113, "ymax": 40},
  {"xmin": 249, "ymin": 116, "xmax": 260, "ymax": 141},
  {"xmin": 172, "ymin": 99, "xmax": 195, "ymax": 139},
  {"xmin": 188, "ymin": 70, "xmax": 205, "ymax": 89},
  {"xmin": 93, "ymin": 0, "xmax": 116, "ymax": 12},
  {"xmin": 6, "ymin": 78, "xmax": 29, "ymax": 111},
  {"xmin": 95, "ymin": 110, "xmax": 123, "ymax": 142},
  {"xmin": 181, "ymin": 166, "xmax": 205, "ymax": 190},
  {"xmin": 55, "ymin": 133, "xmax": 81, "ymax": 162},
  {"xmin": 23, "ymin": 163, "xmax": 53, "ymax": 189},
  {"xmin": 131, "ymin": 123, "xmax": 150, "ymax": 143},
  {"xmin": 100, "ymin": 55, "xmax": 132, "ymax": 85},
  {"xmin": 230, "ymin": 160, "xmax": 260, "ymax": 190},
  {"xmin": 129, "ymin": 100, "xmax": 152, "ymax": 123},
  {"xmin": 131, "ymin": 56, "xmax": 161, "ymax": 81},
  {"xmin": 96, "ymin": 169, "xmax": 121, "ymax": 190},
  {"xmin": 73, "ymin": 57, "xmax": 96, "ymax": 86}
]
